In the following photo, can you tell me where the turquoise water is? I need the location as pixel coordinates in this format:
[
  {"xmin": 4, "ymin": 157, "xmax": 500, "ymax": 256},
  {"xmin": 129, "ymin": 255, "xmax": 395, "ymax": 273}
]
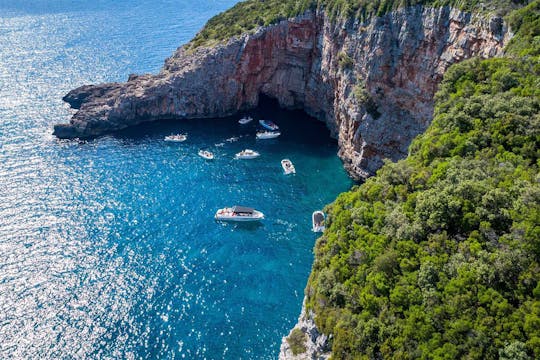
[{"xmin": 0, "ymin": 1, "xmax": 353, "ymax": 358}]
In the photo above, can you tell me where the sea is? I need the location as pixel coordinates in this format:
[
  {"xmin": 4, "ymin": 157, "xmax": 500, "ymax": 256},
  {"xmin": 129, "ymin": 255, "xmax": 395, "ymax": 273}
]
[{"xmin": 0, "ymin": 1, "xmax": 353, "ymax": 358}]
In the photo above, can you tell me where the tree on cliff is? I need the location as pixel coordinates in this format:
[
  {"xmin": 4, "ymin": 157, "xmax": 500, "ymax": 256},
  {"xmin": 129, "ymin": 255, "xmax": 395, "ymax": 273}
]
[{"xmin": 305, "ymin": 1, "xmax": 540, "ymax": 358}]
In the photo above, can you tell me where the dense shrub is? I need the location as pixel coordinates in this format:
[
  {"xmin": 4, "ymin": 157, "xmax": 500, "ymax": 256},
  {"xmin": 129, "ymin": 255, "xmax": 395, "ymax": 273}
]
[
  {"xmin": 338, "ymin": 51, "xmax": 354, "ymax": 70},
  {"xmin": 303, "ymin": 2, "xmax": 540, "ymax": 358},
  {"xmin": 286, "ymin": 328, "xmax": 307, "ymax": 355}
]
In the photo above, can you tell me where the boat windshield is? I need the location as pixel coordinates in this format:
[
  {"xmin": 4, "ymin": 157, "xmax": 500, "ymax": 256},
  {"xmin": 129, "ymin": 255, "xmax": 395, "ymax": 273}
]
[
  {"xmin": 232, "ymin": 206, "xmax": 254, "ymax": 214},
  {"xmin": 314, "ymin": 212, "xmax": 324, "ymax": 223}
]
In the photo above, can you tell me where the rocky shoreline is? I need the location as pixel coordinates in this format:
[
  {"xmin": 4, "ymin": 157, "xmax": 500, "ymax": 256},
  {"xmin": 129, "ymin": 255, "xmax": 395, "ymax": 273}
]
[
  {"xmin": 279, "ymin": 298, "xmax": 331, "ymax": 360},
  {"xmin": 54, "ymin": 5, "xmax": 510, "ymax": 181}
]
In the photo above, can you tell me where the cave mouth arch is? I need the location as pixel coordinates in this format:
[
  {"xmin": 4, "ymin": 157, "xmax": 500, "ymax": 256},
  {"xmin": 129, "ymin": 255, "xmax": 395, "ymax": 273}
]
[
  {"xmin": 107, "ymin": 94, "xmax": 341, "ymax": 157},
  {"xmin": 251, "ymin": 93, "xmax": 343, "ymax": 152}
]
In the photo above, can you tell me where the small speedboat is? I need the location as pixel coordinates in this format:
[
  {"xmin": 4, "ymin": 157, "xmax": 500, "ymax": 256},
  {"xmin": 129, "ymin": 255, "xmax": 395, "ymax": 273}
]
[
  {"xmin": 235, "ymin": 149, "xmax": 260, "ymax": 159},
  {"xmin": 256, "ymin": 131, "xmax": 280, "ymax": 140},
  {"xmin": 164, "ymin": 134, "xmax": 187, "ymax": 142},
  {"xmin": 215, "ymin": 206, "xmax": 264, "ymax": 222},
  {"xmin": 259, "ymin": 120, "xmax": 279, "ymax": 131},
  {"xmin": 312, "ymin": 211, "xmax": 325, "ymax": 232},
  {"xmin": 226, "ymin": 136, "xmax": 240, "ymax": 143},
  {"xmin": 198, "ymin": 149, "xmax": 214, "ymax": 160},
  {"xmin": 239, "ymin": 116, "xmax": 253, "ymax": 125},
  {"xmin": 281, "ymin": 159, "xmax": 296, "ymax": 174}
]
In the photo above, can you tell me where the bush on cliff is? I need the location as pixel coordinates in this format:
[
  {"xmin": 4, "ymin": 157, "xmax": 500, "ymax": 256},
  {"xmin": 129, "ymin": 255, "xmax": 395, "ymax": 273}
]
[
  {"xmin": 287, "ymin": 328, "xmax": 308, "ymax": 355},
  {"xmin": 305, "ymin": 2, "xmax": 540, "ymax": 359}
]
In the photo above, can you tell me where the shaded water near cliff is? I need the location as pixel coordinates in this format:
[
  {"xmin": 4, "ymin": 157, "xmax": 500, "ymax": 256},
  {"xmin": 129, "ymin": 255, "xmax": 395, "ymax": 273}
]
[{"xmin": 0, "ymin": 1, "xmax": 353, "ymax": 358}]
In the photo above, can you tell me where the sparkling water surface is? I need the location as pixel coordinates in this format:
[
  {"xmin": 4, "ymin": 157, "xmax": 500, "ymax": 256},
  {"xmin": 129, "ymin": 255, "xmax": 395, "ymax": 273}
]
[{"xmin": 0, "ymin": 1, "xmax": 353, "ymax": 358}]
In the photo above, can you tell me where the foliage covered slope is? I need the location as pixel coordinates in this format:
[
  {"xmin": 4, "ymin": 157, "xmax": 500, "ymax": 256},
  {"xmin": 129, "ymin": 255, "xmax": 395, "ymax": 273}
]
[
  {"xmin": 188, "ymin": 0, "xmax": 525, "ymax": 49},
  {"xmin": 304, "ymin": 1, "xmax": 540, "ymax": 359}
]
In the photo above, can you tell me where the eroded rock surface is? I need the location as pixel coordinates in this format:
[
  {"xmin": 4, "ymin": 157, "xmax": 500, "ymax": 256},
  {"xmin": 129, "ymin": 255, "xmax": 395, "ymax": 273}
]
[
  {"xmin": 279, "ymin": 299, "xmax": 331, "ymax": 360},
  {"xmin": 54, "ymin": 6, "xmax": 510, "ymax": 179}
]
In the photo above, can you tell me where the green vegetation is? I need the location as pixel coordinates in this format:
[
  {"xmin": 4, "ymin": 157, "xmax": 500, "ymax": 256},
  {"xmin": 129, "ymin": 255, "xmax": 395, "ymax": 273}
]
[
  {"xmin": 188, "ymin": 0, "xmax": 525, "ymax": 49},
  {"xmin": 188, "ymin": 0, "xmax": 315, "ymax": 49},
  {"xmin": 353, "ymin": 80, "xmax": 380, "ymax": 119},
  {"xmin": 287, "ymin": 328, "xmax": 308, "ymax": 355},
  {"xmin": 304, "ymin": 2, "xmax": 540, "ymax": 359},
  {"xmin": 338, "ymin": 51, "xmax": 354, "ymax": 70},
  {"xmin": 506, "ymin": 0, "xmax": 540, "ymax": 56}
]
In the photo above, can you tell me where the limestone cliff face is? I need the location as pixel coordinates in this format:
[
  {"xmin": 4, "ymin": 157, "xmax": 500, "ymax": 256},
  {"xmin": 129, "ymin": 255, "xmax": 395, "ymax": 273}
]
[{"xmin": 55, "ymin": 6, "xmax": 509, "ymax": 180}]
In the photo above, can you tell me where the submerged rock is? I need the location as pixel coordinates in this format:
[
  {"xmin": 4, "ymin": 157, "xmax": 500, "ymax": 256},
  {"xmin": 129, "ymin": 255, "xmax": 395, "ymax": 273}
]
[{"xmin": 54, "ymin": 6, "xmax": 510, "ymax": 180}]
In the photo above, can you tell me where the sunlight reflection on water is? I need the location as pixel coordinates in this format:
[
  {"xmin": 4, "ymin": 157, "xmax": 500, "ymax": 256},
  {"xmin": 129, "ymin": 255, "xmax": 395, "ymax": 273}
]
[{"xmin": 0, "ymin": 1, "xmax": 353, "ymax": 358}]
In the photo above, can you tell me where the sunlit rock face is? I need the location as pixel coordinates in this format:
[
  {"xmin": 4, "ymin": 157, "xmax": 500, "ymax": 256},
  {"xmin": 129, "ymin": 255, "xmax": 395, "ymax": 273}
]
[
  {"xmin": 279, "ymin": 300, "xmax": 331, "ymax": 360},
  {"xmin": 55, "ymin": 6, "xmax": 509, "ymax": 180}
]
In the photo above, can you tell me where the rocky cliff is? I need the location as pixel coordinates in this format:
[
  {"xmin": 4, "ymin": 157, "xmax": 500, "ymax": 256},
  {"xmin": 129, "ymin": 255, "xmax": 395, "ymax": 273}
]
[
  {"xmin": 54, "ymin": 5, "xmax": 510, "ymax": 180},
  {"xmin": 279, "ymin": 300, "xmax": 331, "ymax": 360}
]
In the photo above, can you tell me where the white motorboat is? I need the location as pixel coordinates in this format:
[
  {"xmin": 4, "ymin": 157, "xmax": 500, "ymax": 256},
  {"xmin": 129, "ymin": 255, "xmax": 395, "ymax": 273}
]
[
  {"xmin": 226, "ymin": 136, "xmax": 240, "ymax": 143},
  {"xmin": 198, "ymin": 149, "xmax": 214, "ymax": 160},
  {"xmin": 239, "ymin": 116, "xmax": 253, "ymax": 124},
  {"xmin": 164, "ymin": 134, "xmax": 187, "ymax": 142},
  {"xmin": 281, "ymin": 159, "xmax": 296, "ymax": 174},
  {"xmin": 312, "ymin": 211, "xmax": 325, "ymax": 232},
  {"xmin": 259, "ymin": 120, "xmax": 279, "ymax": 131},
  {"xmin": 215, "ymin": 206, "xmax": 265, "ymax": 222},
  {"xmin": 256, "ymin": 131, "xmax": 280, "ymax": 140},
  {"xmin": 235, "ymin": 149, "xmax": 260, "ymax": 159}
]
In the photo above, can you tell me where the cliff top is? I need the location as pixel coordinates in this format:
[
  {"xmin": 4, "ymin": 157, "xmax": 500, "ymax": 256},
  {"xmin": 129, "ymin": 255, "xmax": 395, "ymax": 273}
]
[{"xmin": 188, "ymin": 0, "xmax": 527, "ymax": 49}]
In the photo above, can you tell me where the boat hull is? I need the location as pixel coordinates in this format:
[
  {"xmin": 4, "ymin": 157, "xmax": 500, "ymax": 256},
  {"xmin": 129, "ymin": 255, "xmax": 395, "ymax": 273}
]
[
  {"xmin": 283, "ymin": 168, "xmax": 295, "ymax": 174},
  {"xmin": 164, "ymin": 134, "xmax": 187, "ymax": 142},
  {"xmin": 235, "ymin": 150, "xmax": 260, "ymax": 159},
  {"xmin": 259, "ymin": 120, "xmax": 279, "ymax": 131},
  {"xmin": 215, "ymin": 209, "xmax": 264, "ymax": 222},
  {"xmin": 198, "ymin": 151, "xmax": 214, "ymax": 160},
  {"xmin": 256, "ymin": 132, "xmax": 280, "ymax": 139},
  {"xmin": 239, "ymin": 117, "xmax": 253, "ymax": 124}
]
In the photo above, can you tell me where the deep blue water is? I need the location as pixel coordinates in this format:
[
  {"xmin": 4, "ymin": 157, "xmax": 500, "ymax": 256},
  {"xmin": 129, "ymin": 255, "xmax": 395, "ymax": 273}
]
[{"xmin": 0, "ymin": 1, "xmax": 353, "ymax": 358}]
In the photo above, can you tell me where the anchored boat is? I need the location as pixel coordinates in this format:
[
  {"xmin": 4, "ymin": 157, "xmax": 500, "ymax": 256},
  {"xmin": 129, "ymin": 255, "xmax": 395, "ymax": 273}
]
[
  {"xmin": 198, "ymin": 149, "xmax": 214, "ymax": 160},
  {"xmin": 239, "ymin": 116, "xmax": 253, "ymax": 124},
  {"xmin": 312, "ymin": 211, "xmax": 325, "ymax": 232},
  {"xmin": 259, "ymin": 120, "xmax": 279, "ymax": 131},
  {"xmin": 256, "ymin": 131, "xmax": 280, "ymax": 140},
  {"xmin": 215, "ymin": 206, "xmax": 264, "ymax": 222},
  {"xmin": 235, "ymin": 149, "xmax": 260, "ymax": 159},
  {"xmin": 281, "ymin": 159, "xmax": 296, "ymax": 174},
  {"xmin": 164, "ymin": 134, "xmax": 187, "ymax": 142}
]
